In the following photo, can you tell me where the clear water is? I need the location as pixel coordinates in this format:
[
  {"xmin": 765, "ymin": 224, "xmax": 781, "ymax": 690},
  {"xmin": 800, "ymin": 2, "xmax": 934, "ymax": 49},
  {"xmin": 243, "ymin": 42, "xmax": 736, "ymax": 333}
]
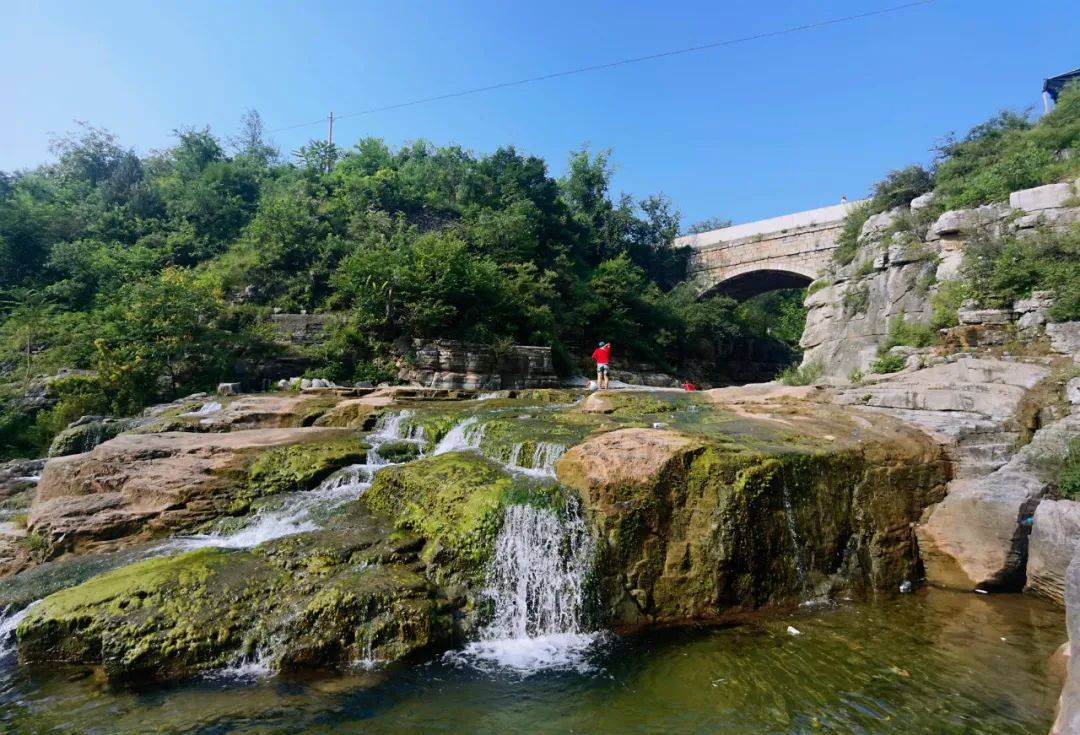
[{"xmin": 0, "ymin": 588, "xmax": 1064, "ymax": 734}]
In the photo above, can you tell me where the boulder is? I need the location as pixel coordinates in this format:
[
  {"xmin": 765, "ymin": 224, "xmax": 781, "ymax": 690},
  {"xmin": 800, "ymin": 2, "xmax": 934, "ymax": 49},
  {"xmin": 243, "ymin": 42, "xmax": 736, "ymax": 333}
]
[
  {"xmin": 0, "ymin": 458, "xmax": 45, "ymax": 498},
  {"xmin": 1068, "ymin": 378, "xmax": 1080, "ymax": 406},
  {"xmin": 15, "ymin": 520, "xmax": 456, "ymax": 683},
  {"xmin": 916, "ymin": 471, "xmax": 1043, "ymax": 591},
  {"xmin": 917, "ymin": 413, "xmax": 1079, "ymax": 591},
  {"xmin": 28, "ymin": 428, "xmax": 367, "ymax": 553},
  {"xmin": 216, "ymin": 382, "xmax": 241, "ymax": 396},
  {"xmin": 1053, "ymin": 553, "xmax": 1080, "ymax": 734},
  {"xmin": 909, "ymin": 192, "xmax": 934, "ymax": 212},
  {"xmin": 1028, "ymin": 499, "xmax": 1080, "ymax": 603},
  {"xmin": 1048, "ymin": 322, "xmax": 1080, "ymax": 360},
  {"xmin": 1009, "ymin": 179, "xmax": 1078, "ymax": 212},
  {"xmin": 557, "ymin": 424, "xmax": 948, "ymax": 626}
]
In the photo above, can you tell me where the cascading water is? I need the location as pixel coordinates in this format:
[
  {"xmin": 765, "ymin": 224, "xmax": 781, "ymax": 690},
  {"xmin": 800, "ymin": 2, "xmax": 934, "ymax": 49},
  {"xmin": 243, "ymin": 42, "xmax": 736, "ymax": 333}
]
[
  {"xmin": 780, "ymin": 481, "xmax": 808, "ymax": 590},
  {"xmin": 431, "ymin": 416, "xmax": 485, "ymax": 455},
  {"xmin": 505, "ymin": 442, "xmax": 567, "ymax": 478},
  {"xmin": 180, "ymin": 401, "xmax": 222, "ymax": 418},
  {"xmin": 172, "ymin": 409, "xmax": 423, "ymax": 551},
  {"xmin": 0, "ymin": 602, "xmax": 40, "ymax": 661},
  {"xmin": 447, "ymin": 495, "xmax": 599, "ymax": 674}
]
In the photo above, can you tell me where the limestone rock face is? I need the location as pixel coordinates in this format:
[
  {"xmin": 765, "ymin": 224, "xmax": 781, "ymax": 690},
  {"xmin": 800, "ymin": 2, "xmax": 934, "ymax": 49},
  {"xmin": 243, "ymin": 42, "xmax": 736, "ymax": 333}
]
[
  {"xmin": 1053, "ymin": 553, "xmax": 1080, "ymax": 734},
  {"xmin": 916, "ymin": 412, "xmax": 1079, "ymax": 592},
  {"xmin": 799, "ymin": 182, "xmax": 1080, "ymax": 379},
  {"xmin": 27, "ymin": 428, "xmax": 366, "ymax": 555},
  {"xmin": 1028, "ymin": 499, "xmax": 1080, "ymax": 604},
  {"xmin": 400, "ymin": 339, "xmax": 560, "ymax": 390},
  {"xmin": 557, "ymin": 424, "xmax": 948, "ymax": 627}
]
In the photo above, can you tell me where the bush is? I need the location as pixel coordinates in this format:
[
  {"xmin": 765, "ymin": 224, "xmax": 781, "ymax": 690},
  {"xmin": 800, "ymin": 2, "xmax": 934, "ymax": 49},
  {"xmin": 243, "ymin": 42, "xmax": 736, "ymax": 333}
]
[
  {"xmin": 777, "ymin": 359, "xmax": 823, "ymax": 386},
  {"xmin": 842, "ymin": 282, "xmax": 870, "ymax": 316},
  {"xmin": 881, "ymin": 316, "xmax": 937, "ymax": 351},
  {"xmin": 934, "ymin": 83, "xmax": 1080, "ymax": 210},
  {"xmin": 930, "ymin": 280, "xmax": 968, "ymax": 330},
  {"xmin": 1058, "ymin": 439, "xmax": 1080, "ymax": 499},
  {"xmin": 869, "ymin": 165, "xmax": 934, "ymax": 211},
  {"xmin": 847, "ymin": 367, "xmax": 864, "ymax": 384},
  {"xmin": 833, "ymin": 203, "xmax": 872, "ymax": 266},
  {"xmin": 961, "ymin": 224, "xmax": 1080, "ymax": 319},
  {"xmin": 870, "ymin": 353, "xmax": 906, "ymax": 374}
]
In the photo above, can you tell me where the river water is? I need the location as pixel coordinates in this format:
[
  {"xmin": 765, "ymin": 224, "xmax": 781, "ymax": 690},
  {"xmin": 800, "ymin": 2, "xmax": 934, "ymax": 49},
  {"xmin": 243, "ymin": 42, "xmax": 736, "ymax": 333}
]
[
  {"xmin": 0, "ymin": 393, "xmax": 1069, "ymax": 733},
  {"xmin": 0, "ymin": 588, "xmax": 1064, "ymax": 734}
]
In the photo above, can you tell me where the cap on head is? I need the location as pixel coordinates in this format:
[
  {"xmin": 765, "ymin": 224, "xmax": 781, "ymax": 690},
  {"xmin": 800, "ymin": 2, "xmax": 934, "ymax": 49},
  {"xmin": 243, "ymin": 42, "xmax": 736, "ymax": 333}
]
[{"xmin": 598, "ymin": 341, "xmax": 606, "ymax": 347}]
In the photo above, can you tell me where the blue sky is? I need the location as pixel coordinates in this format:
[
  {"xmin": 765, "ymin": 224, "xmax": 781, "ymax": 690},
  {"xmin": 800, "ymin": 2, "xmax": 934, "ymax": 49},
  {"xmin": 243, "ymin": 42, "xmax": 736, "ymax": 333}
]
[{"xmin": 2, "ymin": 0, "xmax": 1077, "ymax": 227}]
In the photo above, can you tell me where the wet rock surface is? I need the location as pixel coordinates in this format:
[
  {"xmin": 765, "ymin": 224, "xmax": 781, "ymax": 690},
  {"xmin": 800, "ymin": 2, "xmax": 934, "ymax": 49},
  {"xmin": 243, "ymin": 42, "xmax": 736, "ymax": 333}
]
[{"xmin": 24, "ymin": 428, "xmax": 367, "ymax": 561}]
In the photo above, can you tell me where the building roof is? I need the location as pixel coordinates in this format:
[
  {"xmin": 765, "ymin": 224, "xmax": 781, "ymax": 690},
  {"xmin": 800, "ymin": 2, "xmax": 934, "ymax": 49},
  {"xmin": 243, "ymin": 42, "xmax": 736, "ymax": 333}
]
[{"xmin": 1044, "ymin": 68, "xmax": 1080, "ymax": 101}]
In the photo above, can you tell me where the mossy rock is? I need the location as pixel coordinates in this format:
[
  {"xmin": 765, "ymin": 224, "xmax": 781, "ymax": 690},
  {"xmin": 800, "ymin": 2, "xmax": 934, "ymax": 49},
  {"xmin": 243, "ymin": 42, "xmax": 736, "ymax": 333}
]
[
  {"xmin": 47, "ymin": 418, "xmax": 137, "ymax": 457},
  {"xmin": 376, "ymin": 440, "xmax": 421, "ymax": 463},
  {"xmin": 247, "ymin": 437, "xmax": 368, "ymax": 495},
  {"xmin": 580, "ymin": 390, "xmax": 682, "ymax": 416},
  {"xmin": 16, "ymin": 518, "xmax": 459, "ymax": 682},
  {"xmin": 312, "ymin": 400, "xmax": 377, "ymax": 429},
  {"xmin": 363, "ymin": 452, "xmax": 513, "ymax": 585},
  {"xmin": 17, "ymin": 548, "xmax": 278, "ymax": 681}
]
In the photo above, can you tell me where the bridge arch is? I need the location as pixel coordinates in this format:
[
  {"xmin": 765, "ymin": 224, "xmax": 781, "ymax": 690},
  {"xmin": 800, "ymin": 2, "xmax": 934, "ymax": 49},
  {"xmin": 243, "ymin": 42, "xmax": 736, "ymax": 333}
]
[
  {"xmin": 676, "ymin": 199, "xmax": 864, "ymax": 302},
  {"xmin": 700, "ymin": 267, "xmax": 815, "ymax": 301}
]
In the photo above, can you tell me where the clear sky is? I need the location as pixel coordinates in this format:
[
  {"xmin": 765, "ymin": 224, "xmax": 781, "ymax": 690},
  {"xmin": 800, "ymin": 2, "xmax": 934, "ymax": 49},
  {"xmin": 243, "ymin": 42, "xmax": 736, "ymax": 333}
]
[{"xmin": 2, "ymin": 0, "xmax": 1077, "ymax": 227}]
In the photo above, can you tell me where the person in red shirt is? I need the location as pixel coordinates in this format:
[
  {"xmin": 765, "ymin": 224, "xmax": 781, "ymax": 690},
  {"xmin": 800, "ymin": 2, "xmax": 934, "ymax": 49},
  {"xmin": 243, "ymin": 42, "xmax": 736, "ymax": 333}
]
[
  {"xmin": 591, "ymin": 341, "xmax": 612, "ymax": 390},
  {"xmin": 681, "ymin": 380, "xmax": 697, "ymax": 392}
]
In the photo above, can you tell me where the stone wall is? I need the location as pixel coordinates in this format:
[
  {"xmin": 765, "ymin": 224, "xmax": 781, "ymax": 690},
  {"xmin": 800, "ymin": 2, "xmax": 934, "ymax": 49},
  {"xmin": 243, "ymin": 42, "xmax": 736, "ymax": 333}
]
[
  {"xmin": 801, "ymin": 178, "xmax": 1080, "ymax": 378},
  {"xmin": 400, "ymin": 339, "xmax": 559, "ymax": 390}
]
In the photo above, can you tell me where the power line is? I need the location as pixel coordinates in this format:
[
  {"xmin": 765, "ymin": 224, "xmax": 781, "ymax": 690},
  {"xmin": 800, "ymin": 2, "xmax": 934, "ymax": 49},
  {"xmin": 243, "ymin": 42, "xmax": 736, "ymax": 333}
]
[{"xmin": 267, "ymin": 0, "xmax": 935, "ymax": 135}]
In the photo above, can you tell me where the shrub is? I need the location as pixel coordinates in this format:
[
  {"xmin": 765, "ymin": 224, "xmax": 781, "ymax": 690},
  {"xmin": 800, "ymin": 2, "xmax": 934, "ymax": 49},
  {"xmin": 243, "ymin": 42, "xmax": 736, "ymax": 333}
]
[
  {"xmin": 961, "ymin": 224, "xmax": 1080, "ymax": 319},
  {"xmin": 881, "ymin": 316, "xmax": 937, "ymax": 351},
  {"xmin": 833, "ymin": 203, "xmax": 872, "ymax": 266},
  {"xmin": 1059, "ymin": 439, "xmax": 1080, "ymax": 499},
  {"xmin": 847, "ymin": 367, "xmax": 864, "ymax": 384},
  {"xmin": 777, "ymin": 359, "xmax": 823, "ymax": 386},
  {"xmin": 870, "ymin": 165, "xmax": 934, "ymax": 211},
  {"xmin": 842, "ymin": 282, "xmax": 870, "ymax": 316},
  {"xmin": 930, "ymin": 280, "xmax": 968, "ymax": 330},
  {"xmin": 806, "ymin": 279, "xmax": 831, "ymax": 296},
  {"xmin": 870, "ymin": 353, "xmax": 906, "ymax": 374}
]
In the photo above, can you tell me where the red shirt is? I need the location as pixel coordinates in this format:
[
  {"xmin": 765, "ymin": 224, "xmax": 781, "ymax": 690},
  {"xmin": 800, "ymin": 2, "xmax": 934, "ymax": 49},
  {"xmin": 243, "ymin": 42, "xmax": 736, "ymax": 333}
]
[
  {"xmin": 682, "ymin": 382, "xmax": 697, "ymax": 392},
  {"xmin": 591, "ymin": 344, "xmax": 611, "ymax": 365}
]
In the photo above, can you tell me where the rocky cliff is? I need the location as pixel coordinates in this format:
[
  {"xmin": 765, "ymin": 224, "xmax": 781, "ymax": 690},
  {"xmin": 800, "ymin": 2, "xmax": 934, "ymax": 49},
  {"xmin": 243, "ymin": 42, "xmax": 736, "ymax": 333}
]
[{"xmin": 802, "ymin": 178, "xmax": 1080, "ymax": 378}]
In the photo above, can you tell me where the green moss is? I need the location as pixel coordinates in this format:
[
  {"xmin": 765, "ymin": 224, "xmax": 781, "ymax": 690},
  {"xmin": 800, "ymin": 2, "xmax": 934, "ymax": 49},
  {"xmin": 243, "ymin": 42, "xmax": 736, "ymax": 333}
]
[
  {"xmin": 363, "ymin": 452, "xmax": 514, "ymax": 583},
  {"xmin": 376, "ymin": 440, "xmax": 421, "ymax": 463},
  {"xmin": 247, "ymin": 437, "xmax": 368, "ymax": 495}
]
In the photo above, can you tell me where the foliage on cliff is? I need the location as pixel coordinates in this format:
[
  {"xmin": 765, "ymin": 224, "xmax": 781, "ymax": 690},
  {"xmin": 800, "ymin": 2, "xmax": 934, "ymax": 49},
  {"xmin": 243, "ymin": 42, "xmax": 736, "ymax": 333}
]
[{"xmin": 834, "ymin": 82, "xmax": 1080, "ymax": 266}]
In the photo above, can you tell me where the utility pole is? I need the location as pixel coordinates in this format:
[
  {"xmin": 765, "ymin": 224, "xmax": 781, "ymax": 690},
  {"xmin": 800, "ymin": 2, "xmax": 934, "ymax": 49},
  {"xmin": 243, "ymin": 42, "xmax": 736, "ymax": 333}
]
[{"xmin": 326, "ymin": 111, "xmax": 335, "ymax": 173}]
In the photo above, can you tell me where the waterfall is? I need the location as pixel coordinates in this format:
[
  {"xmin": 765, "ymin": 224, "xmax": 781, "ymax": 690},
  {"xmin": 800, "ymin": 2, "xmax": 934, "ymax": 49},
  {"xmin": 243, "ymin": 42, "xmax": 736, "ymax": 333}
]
[
  {"xmin": 432, "ymin": 417, "xmax": 485, "ymax": 455},
  {"xmin": 180, "ymin": 401, "xmax": 222, "ymax": 418},
  {"xmin": 781, "ymin": 481, "xmax": 808, "ymax": 589},
  {"xmin": 373, "ymin": 409, "xmax": 414, "ymax": 440},
  {"xmin": 474, "ymin": 391, "xmax": 502, "ymax": 401},
  {"xmin": 505, "ymin": 442, "xmax": 567, "ymax": 478},
  {"xmin": 447, "ymin": 496, "xmax": 599, "ymax": 674},
  {"xmin": 0, "ymin": 601, "xmax": 39, "ymax": 661}
]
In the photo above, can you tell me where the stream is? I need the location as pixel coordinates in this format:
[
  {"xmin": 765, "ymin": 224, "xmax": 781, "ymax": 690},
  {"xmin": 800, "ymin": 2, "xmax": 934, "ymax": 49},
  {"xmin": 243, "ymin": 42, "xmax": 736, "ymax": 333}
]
[{"xmin": 0, "ymin": 392, "xmax": 1069, "ymax": 733}]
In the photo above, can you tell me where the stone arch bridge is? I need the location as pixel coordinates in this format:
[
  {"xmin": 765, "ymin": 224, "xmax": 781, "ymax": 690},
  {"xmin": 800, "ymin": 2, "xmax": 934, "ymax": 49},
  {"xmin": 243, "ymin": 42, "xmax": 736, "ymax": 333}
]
[{"xmin": 674, "ymin": 200, "xmax": 864, "ymax": 300}]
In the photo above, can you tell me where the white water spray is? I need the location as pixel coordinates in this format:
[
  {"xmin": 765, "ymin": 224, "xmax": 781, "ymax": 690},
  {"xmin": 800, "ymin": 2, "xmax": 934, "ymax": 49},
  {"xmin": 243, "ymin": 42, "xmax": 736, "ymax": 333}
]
[
  {"xmin": 432, "ymin": 417, "xmax": 486, "ymax": 455},
  {"xmin": 0, "ymin": 601, "xmax": 40, "ymax": 661},
  {"xmin": 448, "ymin": 496, "xmax": 598, "ymax": 674}
]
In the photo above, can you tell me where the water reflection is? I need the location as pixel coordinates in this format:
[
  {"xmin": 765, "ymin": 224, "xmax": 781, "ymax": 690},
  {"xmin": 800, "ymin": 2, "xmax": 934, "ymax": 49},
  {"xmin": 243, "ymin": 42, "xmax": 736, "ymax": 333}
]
[{"xmin": 0, "ymin": 588, "xmax": 1065, "ymax": 734}]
